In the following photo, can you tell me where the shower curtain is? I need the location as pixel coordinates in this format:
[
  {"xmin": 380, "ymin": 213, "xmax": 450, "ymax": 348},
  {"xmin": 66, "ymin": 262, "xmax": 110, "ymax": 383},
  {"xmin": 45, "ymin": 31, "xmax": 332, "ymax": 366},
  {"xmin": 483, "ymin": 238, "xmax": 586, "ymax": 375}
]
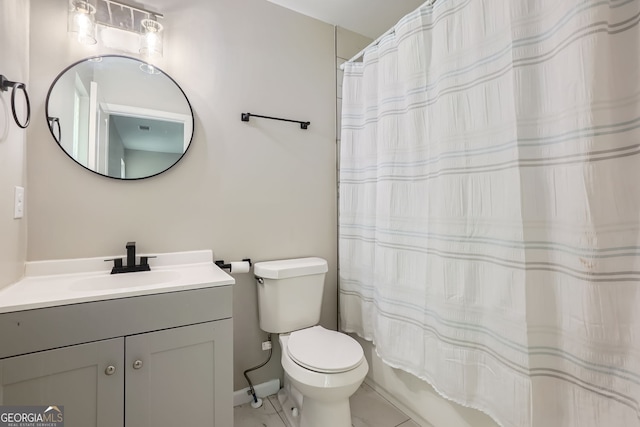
[{"xmin": 339, "ymin": 0, "xmax": 640, "ymax": 426}]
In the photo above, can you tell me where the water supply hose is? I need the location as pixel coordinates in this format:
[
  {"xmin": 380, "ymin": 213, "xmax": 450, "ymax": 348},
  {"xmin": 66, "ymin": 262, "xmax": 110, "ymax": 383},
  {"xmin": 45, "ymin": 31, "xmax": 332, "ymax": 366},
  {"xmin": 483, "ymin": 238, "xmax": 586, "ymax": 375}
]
[{"xmin": 243, "ymin": 333, "xmax": 273, "ymax": 408}]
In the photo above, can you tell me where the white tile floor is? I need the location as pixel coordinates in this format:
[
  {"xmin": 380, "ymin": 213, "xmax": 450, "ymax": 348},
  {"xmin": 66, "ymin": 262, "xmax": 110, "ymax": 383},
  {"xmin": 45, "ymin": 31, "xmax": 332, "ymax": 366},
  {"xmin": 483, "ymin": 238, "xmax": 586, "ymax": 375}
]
[{"xmin": 234, "ymin": 382, "xmax": 421, "ymax": 427}]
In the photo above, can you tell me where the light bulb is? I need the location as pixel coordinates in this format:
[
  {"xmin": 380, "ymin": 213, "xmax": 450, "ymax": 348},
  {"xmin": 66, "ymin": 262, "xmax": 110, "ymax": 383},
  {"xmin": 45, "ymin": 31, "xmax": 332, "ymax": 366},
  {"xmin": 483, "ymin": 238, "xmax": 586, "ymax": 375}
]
[{"xmin": 140, "ymin": 19, "xmax": 163, "ymax": 58}]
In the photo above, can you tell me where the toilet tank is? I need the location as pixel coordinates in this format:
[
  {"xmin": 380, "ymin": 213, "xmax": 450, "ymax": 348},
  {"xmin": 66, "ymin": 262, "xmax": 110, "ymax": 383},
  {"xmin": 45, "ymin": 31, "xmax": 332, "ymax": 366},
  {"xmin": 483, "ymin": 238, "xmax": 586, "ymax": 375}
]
[{"xmin": 254, "ymin": 257, "xmax": 328, "ymax": 333}]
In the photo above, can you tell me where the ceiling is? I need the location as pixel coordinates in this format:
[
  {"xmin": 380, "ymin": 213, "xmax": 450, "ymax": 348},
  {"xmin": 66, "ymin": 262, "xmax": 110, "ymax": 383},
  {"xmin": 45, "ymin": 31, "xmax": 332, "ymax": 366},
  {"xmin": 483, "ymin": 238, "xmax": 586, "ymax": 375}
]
[{"xmin": 264, "ymin": 0, "xmax": 426, "ymax": 39}]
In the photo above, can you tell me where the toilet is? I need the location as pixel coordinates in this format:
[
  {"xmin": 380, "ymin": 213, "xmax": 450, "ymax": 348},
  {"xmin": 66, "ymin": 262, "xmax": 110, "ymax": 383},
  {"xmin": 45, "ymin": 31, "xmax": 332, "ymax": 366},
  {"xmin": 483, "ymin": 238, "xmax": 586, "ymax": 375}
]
[{"xmin": 254, "ymin": 257, "xmax": 368, "ymax": 427}]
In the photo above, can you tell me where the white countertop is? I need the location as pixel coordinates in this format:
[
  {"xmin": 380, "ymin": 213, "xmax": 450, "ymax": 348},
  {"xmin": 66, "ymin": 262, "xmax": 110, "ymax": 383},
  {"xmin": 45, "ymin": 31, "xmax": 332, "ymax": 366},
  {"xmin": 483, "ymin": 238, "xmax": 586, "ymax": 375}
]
[{"xmin": 0, "ymin": 250, "xmax": 235, "ymax": 314}]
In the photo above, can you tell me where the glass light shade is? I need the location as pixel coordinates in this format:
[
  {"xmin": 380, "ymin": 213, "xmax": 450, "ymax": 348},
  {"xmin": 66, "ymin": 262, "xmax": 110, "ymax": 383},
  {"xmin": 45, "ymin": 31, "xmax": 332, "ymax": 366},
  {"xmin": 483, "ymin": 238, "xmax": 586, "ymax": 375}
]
[
  {"xmin": 139, "ymin": 19, "xmax": 163, "ymax": 58},
  {"xmin": 139, "ymin": 63, "xmax": 161, "ymax": 75},
  {"xmin": 68, "ymin": 0, "xmax": 97, "ymax": 45}
]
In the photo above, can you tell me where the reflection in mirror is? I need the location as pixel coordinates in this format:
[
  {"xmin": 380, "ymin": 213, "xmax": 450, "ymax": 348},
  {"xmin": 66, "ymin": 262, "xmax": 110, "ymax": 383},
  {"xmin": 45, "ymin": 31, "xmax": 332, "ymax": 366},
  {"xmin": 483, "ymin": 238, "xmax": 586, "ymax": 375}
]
[{"xmin": 46, "ymin": 55, "xmax": 194, "ymax": 180}]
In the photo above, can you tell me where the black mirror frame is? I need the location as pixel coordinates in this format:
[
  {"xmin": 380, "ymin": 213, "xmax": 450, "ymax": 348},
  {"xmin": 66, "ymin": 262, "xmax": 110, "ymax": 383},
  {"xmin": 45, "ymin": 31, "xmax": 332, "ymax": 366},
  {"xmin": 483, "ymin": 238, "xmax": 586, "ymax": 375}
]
[{"xmin": 45, "ymin": 55, "xmax": 195, "ymax": 181}]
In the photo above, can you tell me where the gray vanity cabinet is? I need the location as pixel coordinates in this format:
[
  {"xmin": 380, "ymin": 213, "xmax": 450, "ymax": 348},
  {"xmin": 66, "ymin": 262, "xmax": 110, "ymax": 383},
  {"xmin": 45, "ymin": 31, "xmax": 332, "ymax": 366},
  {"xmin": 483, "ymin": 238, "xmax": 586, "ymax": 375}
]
[
  {"xmin": 0, "ymin": 338, "xmax": 124, "ymax": 426},
  {"xmin": 125, "ymin": 319, "xmax": 232, "ymax": 426},
  {"xmin": 0, "ymin": 285, "xmax": 233, "ymax": 427}
]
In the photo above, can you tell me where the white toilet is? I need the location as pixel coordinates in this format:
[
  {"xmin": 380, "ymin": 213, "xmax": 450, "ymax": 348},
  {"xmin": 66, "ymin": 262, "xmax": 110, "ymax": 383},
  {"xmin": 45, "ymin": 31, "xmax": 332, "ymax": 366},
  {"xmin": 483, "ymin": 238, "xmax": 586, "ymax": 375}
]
[{"xmin": 254, "ymin": 257, "xmax": 368, "ymax": 427}]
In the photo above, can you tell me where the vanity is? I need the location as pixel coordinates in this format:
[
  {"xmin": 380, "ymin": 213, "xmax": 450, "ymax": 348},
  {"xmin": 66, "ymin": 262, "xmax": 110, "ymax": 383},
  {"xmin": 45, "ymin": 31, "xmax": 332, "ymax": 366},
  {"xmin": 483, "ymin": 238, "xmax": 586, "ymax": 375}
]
[{"xmin": 0, "ymin": 250, "xmax": 233, "ymax": 427}]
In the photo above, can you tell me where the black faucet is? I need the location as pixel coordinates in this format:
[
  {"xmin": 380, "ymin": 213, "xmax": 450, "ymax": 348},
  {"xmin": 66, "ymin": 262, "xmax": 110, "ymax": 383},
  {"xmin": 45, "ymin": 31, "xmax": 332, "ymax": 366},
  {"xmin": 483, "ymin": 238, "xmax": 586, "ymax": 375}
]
[
  {"xmin": 126, "ymin": 242, "xmax": 136, "ymax": 269},
  {"xmin": 107, "ymin": 241, "xmax": 152, "ymax": 274}
]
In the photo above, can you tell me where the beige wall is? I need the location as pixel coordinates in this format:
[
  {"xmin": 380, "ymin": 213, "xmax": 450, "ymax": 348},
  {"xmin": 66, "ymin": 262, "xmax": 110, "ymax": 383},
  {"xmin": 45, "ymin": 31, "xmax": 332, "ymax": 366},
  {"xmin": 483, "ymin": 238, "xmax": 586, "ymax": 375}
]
[
  {"xmin": 28, "ymin": 0, "xmax": 336, "ymax": 390},
  {"xmin": 0, "ymin": 0, "xmax": 29, "ymax": 289},
  {"xmin": 336, "ymin": 28, "xmax": 499, "ymax": 427}
]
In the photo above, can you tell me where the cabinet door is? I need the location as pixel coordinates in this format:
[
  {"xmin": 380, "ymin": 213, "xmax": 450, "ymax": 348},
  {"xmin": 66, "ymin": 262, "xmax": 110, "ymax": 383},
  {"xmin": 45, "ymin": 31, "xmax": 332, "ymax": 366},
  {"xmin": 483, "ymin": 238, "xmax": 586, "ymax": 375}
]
[
  {"xmin": 125, "ymin": 319, "xmax": 232, "ymax": 427},
  {"xmin": 0, "ymin": 338, "xmax": 124, "ymax": 427}
]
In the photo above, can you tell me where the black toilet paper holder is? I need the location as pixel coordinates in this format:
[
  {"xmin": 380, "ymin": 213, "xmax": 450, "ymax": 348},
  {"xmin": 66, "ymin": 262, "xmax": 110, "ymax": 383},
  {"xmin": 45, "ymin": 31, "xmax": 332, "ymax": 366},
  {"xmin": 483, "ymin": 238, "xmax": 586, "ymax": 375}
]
[{"xmin": 215, "ymin": 258, "xmax": 252, "ymax": 272}]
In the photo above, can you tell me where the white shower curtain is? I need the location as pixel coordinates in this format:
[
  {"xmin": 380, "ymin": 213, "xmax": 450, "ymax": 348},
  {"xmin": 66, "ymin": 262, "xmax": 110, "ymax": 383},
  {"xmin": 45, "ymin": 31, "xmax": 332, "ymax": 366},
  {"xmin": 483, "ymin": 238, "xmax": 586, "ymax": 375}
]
[{"xmin": 339, "ymin": 0, "xmax": 640, "ymax": 426}]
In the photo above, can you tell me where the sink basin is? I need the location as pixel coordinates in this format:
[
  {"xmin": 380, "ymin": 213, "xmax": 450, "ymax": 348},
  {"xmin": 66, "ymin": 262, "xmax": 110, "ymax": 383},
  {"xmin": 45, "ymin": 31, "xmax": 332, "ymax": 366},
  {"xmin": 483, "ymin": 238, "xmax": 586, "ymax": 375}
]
[{"xmin": 70, "ymin": 270, "xmax": 181, "ymax": 291}]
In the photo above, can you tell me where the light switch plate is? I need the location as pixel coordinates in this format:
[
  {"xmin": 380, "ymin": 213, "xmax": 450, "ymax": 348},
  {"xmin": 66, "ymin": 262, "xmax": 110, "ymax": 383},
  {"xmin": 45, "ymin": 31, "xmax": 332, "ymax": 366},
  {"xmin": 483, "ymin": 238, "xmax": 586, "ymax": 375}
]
[{"xmin": 14, "ymin": 186, "xmax": 24, "ymax": 219}]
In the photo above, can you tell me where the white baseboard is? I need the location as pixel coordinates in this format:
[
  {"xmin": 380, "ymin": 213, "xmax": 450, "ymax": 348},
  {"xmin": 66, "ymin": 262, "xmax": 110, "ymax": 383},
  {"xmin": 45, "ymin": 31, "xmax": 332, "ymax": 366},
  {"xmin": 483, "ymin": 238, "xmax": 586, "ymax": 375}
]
[{"xmin": 233, "ymin": 378, "xmax": 281, "ymax": 407}]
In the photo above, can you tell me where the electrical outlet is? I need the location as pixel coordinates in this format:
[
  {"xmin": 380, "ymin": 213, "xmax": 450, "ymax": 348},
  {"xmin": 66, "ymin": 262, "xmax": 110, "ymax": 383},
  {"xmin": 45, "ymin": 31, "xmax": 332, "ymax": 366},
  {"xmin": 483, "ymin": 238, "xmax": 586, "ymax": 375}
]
[
  {"xmin": 14, "ymin": 186, "xmax": 24, "ymax": 219},
  {"xmin": 261, "ymin": 341, "xmax": 272, "ymax": 351}
]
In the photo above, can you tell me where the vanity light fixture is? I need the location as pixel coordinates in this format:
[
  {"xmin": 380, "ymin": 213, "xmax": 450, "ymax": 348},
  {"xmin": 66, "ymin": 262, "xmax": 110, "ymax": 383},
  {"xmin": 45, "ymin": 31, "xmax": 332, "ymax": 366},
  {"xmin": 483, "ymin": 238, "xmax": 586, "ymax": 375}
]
[
  {"xmin": 68, "ymin": 0, "xmax": 97, "ymax": 45},
  {"xmin": 68, "ymin": 0, "xmax": 164, "ymax": 59}
]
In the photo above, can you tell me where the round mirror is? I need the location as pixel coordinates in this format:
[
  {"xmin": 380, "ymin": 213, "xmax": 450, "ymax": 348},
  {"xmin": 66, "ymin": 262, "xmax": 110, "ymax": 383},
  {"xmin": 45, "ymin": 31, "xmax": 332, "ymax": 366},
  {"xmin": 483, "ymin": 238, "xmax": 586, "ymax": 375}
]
[{"xmin": 46, "ymin": 55, "xmax": 194, "ymax": 180}]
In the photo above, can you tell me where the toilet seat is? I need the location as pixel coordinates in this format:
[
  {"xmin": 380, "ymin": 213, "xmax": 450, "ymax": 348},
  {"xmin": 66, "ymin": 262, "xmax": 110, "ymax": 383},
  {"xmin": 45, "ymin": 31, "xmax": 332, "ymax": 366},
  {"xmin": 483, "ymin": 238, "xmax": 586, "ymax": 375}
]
[{"xmin": 287, "ymin": 326, "xmax": 364, "ymax": 373}]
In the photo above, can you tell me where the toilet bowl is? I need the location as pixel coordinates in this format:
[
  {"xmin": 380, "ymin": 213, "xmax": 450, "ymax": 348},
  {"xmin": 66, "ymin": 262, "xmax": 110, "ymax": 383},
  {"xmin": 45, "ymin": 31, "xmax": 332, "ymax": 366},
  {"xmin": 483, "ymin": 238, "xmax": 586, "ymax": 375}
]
[
  {"xmin": 253, "ymin": 258, "xmax": 369, "ymax": 427},
  {"xmin": 277, "ymin": 327, "xmax": 369, "ymax": 427}
]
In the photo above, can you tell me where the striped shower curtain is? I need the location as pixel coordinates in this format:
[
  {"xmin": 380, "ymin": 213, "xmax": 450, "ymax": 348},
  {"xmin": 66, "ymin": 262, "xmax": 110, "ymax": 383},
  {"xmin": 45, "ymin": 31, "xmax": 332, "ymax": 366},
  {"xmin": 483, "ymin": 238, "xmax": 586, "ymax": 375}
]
[{"xmin": 339, "ymin": 0, "xmax": 640, "ymax": 426}]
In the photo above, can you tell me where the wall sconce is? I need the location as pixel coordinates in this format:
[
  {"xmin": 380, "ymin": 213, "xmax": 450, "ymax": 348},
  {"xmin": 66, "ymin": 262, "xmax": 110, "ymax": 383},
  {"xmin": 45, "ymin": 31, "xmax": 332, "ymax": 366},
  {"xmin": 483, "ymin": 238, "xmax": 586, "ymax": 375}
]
[
  {"xmin": 68, "ymin": 0, "xmax": 164, "ymax": 59},
  {"xmin": 68, "ymin": 0, "xmax": 97, "ymax": 45}
]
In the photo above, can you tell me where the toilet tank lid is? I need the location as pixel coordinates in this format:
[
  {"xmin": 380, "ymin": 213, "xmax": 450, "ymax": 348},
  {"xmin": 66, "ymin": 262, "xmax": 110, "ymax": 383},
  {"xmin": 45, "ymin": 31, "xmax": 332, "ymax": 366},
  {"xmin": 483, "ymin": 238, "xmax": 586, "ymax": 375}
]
[{"xmin": 254, "ymin": 257, "xmax": 328, "ymax": 279}]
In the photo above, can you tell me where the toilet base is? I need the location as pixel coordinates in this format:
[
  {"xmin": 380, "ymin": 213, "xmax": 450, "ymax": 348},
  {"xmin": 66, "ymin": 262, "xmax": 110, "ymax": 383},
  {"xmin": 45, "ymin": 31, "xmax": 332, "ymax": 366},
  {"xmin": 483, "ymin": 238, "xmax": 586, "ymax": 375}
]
[
  {"xmin": 277, "ymin": 387, "xmax": 300, "ymax": 427},
  {"xmin": 277, "ymin": 376, "xmax": 353, "ymax": 427}
]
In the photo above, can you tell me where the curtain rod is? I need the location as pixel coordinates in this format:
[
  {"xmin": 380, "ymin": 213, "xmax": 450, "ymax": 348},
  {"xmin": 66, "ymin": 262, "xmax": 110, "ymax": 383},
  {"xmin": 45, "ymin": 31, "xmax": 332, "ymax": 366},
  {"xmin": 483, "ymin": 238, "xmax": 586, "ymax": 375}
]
[{"xmin": 340, "ymin": 0, "xmax": 435, "ymax": 70}]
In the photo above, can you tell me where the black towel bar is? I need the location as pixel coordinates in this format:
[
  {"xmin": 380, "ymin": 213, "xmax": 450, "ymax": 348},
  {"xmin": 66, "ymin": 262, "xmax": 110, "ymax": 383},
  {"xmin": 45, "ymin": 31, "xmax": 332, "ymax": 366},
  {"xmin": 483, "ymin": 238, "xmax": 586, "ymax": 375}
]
[{"xmin": 241, "ymin": 112, "xmax": 310, "ymax": 130}]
